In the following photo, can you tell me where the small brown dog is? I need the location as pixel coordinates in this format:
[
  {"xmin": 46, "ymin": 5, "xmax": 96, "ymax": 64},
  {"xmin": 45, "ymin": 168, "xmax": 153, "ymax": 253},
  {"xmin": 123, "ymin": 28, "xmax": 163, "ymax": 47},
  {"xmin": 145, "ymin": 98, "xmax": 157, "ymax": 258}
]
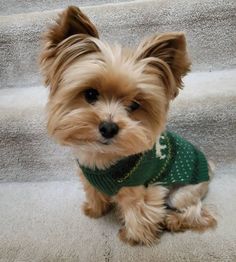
[{"xmin": 40, "ymin": 6, "xmax": 217, "ymax": 245}]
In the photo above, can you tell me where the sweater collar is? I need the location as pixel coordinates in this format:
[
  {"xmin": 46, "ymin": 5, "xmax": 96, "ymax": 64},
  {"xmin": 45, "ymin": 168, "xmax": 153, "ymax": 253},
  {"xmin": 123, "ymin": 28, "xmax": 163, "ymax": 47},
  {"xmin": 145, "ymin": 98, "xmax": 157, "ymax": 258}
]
[
  {"xmin": 77, "ymin": 146, "xmax": 155, "ymax": 182},
  {"xmin": 76, "ymin": 132, "xmax": 173, "ymax": 196}
]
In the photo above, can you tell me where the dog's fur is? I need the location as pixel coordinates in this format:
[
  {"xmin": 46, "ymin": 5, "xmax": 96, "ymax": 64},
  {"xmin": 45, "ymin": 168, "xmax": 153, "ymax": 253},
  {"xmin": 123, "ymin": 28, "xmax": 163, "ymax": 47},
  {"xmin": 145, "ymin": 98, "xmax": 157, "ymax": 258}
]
[{"xmin": 40, "ymin": 6, "xmax": 217, "ymax": 246}]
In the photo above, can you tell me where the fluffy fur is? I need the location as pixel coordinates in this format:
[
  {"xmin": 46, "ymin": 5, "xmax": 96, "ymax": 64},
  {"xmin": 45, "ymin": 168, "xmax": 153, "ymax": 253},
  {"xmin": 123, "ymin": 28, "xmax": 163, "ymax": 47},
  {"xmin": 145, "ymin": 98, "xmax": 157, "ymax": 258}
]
[{"xmin": 40, "ymin": 6, "xmax": 217, "ymax": 246}]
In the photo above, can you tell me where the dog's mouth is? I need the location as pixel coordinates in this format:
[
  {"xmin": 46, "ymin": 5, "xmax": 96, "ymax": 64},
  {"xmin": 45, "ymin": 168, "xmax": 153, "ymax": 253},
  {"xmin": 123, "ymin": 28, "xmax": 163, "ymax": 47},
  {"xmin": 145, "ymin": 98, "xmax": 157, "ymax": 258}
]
[
  {"xmin": 72, "ymin": 138, "xmax": 113, "ymax": 146},
  {"xmin": 99, "ymin": 139, "xmax": 112, "ymax": 145}
]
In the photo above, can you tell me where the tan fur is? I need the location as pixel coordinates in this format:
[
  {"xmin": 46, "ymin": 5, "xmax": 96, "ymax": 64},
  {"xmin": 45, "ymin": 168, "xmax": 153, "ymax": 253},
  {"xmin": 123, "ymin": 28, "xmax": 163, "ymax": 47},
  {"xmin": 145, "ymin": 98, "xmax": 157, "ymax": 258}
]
[
  {"xmin": 40, "ymin": 6, "xmax": 216, "ymax": 246},
  {"xmin": 165, "ymin": 202, "xmax": 217, "ymax": 232},
  {"xmin": 114, "ymin": 186, "xmax": 168, "ymax": 246},
  {"xmin": 165, "ymin": 168, "xmax": 217, "ymax": 232},
  {"xmin": 79, "ymin": 171, "xmax": 111, "ymax": 218}
]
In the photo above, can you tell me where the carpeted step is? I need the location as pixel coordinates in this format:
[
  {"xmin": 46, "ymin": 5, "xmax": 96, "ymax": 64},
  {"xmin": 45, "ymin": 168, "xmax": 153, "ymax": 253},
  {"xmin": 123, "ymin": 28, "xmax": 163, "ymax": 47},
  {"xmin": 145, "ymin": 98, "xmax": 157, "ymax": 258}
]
[
  {"xmin": 0, "ymin": 0, "xmax": 133, "ymax": 15},
  {"xmin": 0, "ymin": 169, "xmax": 235, "ymax": 261},
  {"xmin": 1, "ymin": 69, "xmax": 235, "ymax": 182},
  {"xmin": 0, "ymin": 0, "xmax": 236, "ymax": 89},
  {"xmin": 1, "ymin": 1, "xmax": 236, "ymax": 260}
]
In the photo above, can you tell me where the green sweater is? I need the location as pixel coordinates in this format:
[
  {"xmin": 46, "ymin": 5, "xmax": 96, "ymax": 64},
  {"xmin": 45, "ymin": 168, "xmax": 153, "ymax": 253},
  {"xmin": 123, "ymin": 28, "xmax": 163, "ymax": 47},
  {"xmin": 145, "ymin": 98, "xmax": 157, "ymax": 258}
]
[{"xmin": 78, "ymin": 131, "xmax": 209, "ymax": 196}]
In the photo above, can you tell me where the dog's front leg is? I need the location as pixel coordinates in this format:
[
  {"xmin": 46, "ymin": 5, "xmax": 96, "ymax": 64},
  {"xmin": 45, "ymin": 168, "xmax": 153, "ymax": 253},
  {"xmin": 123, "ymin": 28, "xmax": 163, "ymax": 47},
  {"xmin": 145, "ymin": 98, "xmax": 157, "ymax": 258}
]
[
  {"xmin": 79, "ymin": 171, "xmax": 112, "ymax": 218},
  {"xmin": 114, "ymin": 185, "xmax": 168, "ymax": 246}
]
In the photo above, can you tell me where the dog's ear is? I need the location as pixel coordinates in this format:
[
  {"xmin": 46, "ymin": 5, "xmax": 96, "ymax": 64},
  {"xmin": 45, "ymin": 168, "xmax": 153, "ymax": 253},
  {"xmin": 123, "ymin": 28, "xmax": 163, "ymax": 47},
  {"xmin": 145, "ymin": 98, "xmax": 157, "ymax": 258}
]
[
  {"xmin": 40, "ymin": 6, "xmax": 99, "ymax": 93},
  {"xmin": 46, "ymin": 6, "xmax": 98, "ymax": 47},
  {"xmin": 136, "ymin": 32, "xmax": 191, "ymax": 99}
]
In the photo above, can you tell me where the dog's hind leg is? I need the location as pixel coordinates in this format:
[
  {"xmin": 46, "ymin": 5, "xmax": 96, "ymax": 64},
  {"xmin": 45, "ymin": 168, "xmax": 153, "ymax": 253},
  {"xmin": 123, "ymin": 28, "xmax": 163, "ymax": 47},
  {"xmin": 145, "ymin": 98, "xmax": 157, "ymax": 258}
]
[{"xmin": 165, "ymin": 181, "xmax": 217, "ymax": 232}]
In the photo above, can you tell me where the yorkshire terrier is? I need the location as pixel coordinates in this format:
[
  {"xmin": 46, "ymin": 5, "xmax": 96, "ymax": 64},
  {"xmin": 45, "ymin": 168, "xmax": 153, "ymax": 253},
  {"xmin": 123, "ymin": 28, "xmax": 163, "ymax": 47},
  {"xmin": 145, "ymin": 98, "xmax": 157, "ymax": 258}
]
[{"xmin": 40, "ymin": 6, "xmax": 217, "ymax": 245}]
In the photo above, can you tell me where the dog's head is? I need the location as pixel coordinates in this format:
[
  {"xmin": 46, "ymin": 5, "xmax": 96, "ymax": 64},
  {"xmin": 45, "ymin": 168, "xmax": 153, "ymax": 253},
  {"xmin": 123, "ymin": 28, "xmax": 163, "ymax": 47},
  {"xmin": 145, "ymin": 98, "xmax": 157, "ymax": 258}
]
[{"xmin": 40, "ymin": 6, "xmax": 190, "ymax": 165}]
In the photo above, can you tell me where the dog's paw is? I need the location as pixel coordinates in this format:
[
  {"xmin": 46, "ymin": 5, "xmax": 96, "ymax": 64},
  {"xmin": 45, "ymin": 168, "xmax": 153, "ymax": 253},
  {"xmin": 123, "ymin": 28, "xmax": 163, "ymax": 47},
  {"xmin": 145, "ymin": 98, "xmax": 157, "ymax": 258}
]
[
  {"xmin": 118, "ymin": 227, "xmax": 139, "ymax": 246},
  {"xmin": 164, "ymin": 211, "xmax": 185, "ymax": 232},
  {"xmin": 197, "ymin": 207, "xmax": 217, "ymax": 231},
  {"xmin": 82, "ymin": 202, "xmax": 111, "ymax": 218},
  {"xmin": 165, "ymin": 208, "xmax": 217, "ymax": 232},
  {"xmin": 118, "ymin": 227, "xmax": 157, "ymax": 246}
]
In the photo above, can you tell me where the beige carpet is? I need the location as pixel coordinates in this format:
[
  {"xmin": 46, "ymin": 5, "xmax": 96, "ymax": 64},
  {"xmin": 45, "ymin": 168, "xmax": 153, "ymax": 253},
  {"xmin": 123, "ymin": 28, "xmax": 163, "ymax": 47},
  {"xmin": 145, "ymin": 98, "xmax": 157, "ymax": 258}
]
[
  {"xmin": 0, "ymin": 70, "xmax": 236, "ymax": 261},
  {"xmin": 1, "ymin": 0, "xmax": 236, "ymax": 260},
  {"xmin": 0, "ymin": 167, "xmax": 235, "ymax": 261}
]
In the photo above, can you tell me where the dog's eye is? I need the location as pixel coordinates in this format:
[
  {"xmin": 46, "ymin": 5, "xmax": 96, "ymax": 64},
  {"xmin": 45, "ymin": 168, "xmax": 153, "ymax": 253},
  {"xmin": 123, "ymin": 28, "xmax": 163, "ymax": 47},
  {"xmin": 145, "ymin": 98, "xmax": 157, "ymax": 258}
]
[
  {"xmin": 84, "ymin": 88, "xmax": 99, "ymax": 104},
  {"xmin": 128, "ymin": 101, "xmax": 140, "ymax": 112}
]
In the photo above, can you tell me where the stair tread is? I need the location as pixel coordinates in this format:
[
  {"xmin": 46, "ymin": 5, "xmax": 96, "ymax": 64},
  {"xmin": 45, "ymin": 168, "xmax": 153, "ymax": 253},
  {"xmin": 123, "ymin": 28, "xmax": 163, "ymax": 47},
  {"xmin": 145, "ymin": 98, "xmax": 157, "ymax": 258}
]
[
  {"xmin": 1, "ymin": 69, "xmax": 235, "ymax": 105},
  {"xmin": 0, "ymin": 168, "xmax": 235, "ymax": 260},
  {"xmin": 0, "ymin": 0, "xmax": 134, "ymax": 16}
]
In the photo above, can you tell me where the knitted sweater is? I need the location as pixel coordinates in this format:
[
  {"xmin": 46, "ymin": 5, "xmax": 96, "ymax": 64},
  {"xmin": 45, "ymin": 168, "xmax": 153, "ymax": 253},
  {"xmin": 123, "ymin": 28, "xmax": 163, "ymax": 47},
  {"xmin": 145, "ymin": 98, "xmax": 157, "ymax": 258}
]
[{"xmin": 78, "ymin": 131, "xmax": 209, "ymax": 196}]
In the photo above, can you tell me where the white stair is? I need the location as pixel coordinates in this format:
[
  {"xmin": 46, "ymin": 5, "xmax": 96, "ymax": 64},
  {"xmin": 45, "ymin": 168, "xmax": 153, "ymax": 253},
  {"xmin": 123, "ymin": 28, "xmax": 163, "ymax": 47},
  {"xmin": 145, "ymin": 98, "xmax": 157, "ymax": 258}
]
[{"xmin": 0, "ymin": 0, "xmax": 236, "ymax": 261}]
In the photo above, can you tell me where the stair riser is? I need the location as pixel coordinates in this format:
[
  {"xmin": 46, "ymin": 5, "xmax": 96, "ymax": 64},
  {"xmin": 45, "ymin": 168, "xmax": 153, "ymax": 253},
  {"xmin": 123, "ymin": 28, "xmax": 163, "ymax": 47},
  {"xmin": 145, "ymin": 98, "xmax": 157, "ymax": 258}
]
[
  {"xmin": 1, "ymin": 0, "xmax": 236, "ymax": 88},
  {"xmin": 1, "ymin": 92, "xmax": 235, "ymax": 182}
]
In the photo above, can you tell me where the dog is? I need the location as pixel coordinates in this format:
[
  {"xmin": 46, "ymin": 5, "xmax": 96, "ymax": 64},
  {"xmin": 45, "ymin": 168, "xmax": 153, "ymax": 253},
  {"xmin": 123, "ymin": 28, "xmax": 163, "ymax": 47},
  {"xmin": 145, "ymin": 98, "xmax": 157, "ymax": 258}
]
[{"xmin": 40, "ymin": 6, "xmax": 217, "ymax": 245}]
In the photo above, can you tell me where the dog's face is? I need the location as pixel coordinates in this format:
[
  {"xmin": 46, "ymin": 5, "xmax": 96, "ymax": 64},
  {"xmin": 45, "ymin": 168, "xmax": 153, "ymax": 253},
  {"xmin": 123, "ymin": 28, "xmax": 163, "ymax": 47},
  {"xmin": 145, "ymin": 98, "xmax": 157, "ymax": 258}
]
[{"xmin": 40, "ymin": 6, "xmax": 190, "ymax": 164}]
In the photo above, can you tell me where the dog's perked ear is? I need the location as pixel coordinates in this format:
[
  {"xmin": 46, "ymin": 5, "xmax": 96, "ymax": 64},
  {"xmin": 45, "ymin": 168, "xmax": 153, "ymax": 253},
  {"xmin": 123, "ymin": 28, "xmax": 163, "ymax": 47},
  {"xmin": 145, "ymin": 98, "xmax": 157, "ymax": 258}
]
[
  {"xmin": 46, "ymin": 6, "xmax": 99, "ymax": 47},
  {"xmin": 40, "ymin": 6, "xmax": 99, "ymax": 93},
  {"xmin": 136, "ymin": 32, "xmax": 191, "ymax": 99}
]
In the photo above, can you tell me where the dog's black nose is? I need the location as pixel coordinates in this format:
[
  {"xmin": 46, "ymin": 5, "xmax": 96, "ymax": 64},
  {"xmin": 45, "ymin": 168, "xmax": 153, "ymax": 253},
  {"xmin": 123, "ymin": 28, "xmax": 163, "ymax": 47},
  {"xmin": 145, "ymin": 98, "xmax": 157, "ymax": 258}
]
[{"xmin": 99, "ymin": 121, "xmax": 119, "ymax": 139}]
